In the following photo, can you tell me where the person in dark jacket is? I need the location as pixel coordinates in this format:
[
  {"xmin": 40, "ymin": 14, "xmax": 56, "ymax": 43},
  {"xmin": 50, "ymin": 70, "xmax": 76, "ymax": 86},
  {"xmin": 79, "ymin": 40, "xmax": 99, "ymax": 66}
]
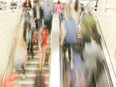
[{"xmin": 33, "ymin": 1, "xmax": 43, "ymax": 30}]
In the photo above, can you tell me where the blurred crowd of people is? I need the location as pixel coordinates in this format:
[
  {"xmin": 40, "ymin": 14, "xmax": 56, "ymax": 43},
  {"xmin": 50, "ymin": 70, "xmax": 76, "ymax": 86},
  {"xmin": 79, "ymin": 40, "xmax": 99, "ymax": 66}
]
[
  {"xmin": 1, "ymin": 0, "xmax": 105, "ymax": 87},
  {"xmin": 60, "ymin": 0, "xmax": 104, "ymax": 87}
]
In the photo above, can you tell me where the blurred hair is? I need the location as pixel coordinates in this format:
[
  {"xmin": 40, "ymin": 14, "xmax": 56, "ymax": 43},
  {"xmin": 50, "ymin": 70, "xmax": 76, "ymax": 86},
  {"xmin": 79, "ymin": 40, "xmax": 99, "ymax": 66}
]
[
  {"xmin": 83, "ymin": 35, "xmax": 91, "ymax": 43},
  {"xmin": 74, "ymin": 0, "xmax": 79, "ymax": 12},
  {"xmin": 57, "ymin": 1, "xmax": 60, "ymax": 4}
]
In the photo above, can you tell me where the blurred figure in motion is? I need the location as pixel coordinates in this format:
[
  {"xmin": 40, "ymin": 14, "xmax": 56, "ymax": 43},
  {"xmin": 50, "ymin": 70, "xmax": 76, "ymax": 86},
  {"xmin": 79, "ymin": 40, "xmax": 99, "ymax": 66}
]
[
  {"xmin": 55, "ymin": 0, "xmax": 63, "ymax": 20},
  {"xmin": 82, "ymin": 35, "xmax": 104, "ymax": 87},
  {"xmin": 25, "ymin": 22, "xmax": 32, "ymax": 52},
  {"xmin": 39, "ymin": 27, "xmax": 49, "ymax": 69},
  {"xmin": 14, "ymin": 29, "xmax": 27, "ymax": 79},
  {"xmin": 61, "ymin": 4, "xmax": 87, "ymax": 87},
  {"xmin": 42, "ymin": 0, "xmax": 53, "ymax": 34},
  {"xmin": 82, "ymin": 12, "xmax": 101, "ymax": 46},
  {"xmin": 33, "ymin": 1, "xmax": 43, "ymax": 30},
  {"xmin": 23, "ymin": 7, "xmax": 32, "ymax": 52}
]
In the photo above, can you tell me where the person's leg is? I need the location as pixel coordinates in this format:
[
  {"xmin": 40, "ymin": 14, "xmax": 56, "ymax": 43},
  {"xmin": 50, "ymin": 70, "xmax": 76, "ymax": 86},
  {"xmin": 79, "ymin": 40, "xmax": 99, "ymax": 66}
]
[
  {"xmin": 31, "ymin": 42, "xmax": 34, "ymax": 58},
  {"xmin": 22, "ymin": 65, "xmax": 26, "ymax": 79},
  {"xmin": 35, "ymin": 19, "xmax": 38, "ymax": 30},
  {"xmin": 42, "ymin": 45, "xmax": 47, "ymax": 68}
]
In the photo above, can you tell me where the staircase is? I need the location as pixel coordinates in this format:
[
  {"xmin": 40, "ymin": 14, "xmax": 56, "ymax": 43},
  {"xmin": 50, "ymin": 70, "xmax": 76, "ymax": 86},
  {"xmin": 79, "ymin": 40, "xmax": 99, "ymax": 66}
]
[{"xmin": 15, "ymin": 37, "xmax": 51, "ymax": 87}]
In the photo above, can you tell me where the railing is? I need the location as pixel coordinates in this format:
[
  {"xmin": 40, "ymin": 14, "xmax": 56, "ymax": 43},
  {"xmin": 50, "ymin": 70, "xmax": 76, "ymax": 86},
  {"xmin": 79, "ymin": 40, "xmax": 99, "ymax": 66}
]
[
  {"xmin": 92, "ymin": 13, "xmax": 114, "ymax": 87},
  {"xmin": 49, "ymin": 13, "xmax": 61, "ymax": 87}
]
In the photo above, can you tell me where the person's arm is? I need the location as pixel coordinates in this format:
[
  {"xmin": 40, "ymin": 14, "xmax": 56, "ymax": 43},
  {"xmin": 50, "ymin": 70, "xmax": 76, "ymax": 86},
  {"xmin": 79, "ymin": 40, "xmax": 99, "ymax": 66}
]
[{"xmin": 23, "ymin": 40, "xmax": 27, "ymax": 66}]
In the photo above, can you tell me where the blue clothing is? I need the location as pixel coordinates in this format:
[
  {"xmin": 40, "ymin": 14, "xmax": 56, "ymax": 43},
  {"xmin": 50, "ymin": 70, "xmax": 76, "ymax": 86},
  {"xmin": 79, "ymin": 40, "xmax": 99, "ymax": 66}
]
[
  {"xmin": 64, "ymin": 15, "xmax": 86, "ymax": 87},
  {"xmin": 64, "ymin": 16, "xmax": 77, "ymax": 44},
  {"xmin": 25, "ymin": 12, "xmax": 31, "ymax": 23}
]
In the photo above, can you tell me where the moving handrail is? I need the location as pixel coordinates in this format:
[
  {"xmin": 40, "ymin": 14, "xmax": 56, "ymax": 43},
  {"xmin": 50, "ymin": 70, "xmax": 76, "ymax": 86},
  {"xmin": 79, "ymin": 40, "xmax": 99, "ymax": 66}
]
[
  {"xmin": 49, "ymin": 13, "xmax": 61, "ymax": 87},
  {"xmin": 92, "ymin": 13, "xmax": 114, "ymax": 87}
]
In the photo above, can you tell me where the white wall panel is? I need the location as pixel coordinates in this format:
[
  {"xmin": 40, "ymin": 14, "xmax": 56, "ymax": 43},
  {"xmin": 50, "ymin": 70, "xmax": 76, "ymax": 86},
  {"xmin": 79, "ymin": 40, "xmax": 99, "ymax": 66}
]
[
  {"xmin": 0, "ymin": 9, "xmax": 22, "ymax": 76},
  {"xmin": 95, "ymin": 0, "xmax": 116, "ymax": 86}
]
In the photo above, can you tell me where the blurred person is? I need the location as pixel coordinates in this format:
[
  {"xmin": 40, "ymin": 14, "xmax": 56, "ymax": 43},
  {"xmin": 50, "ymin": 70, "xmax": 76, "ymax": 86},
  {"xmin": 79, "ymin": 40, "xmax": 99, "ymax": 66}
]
[
  {"xmin": 14, "ymin": 29, "xmax": 27, "ymax": 79},
  {"xmin": 55, "ymin": 0, "xmax": 63, "ymax": 20},
  {"xmin": 81, "ymin": 12, "xmax": 101, "ymax": 46},
  {"xmin": 61, "ymin": 4, "xmax": 87, "ymax": 87},
  {"xmin": 55, "ymin": 0, "xmax": 63, "ymax": 14},
  {"xmin": 28, "ymin": 7, "xmax": 37, "ymax": 58},
  {"xmin": 23, "ymin": 7, "xmax": 31, "ymax": 40},
  {"xmin": 33, "ymin": 1, "xmax": 43, "ymax": 30},
  {"xmin": 23, "ymin": 0, "xmax": 32, "ymax": 9},
  {"xmin": 42, "ymin": 0, "xmax": 54, "ymax": 34},
  {"xmin": 25, "ymin": 23, "xmax": 32, "ymax": 51},
  {"xmin": 39, "ymin": 27, "xmax": 49, "ymax": 69},
  {"xmin": 82, "ymin": 35, "xmax": 104, "ymax": 87},
  {"xmin": 29, "ymin": 6, "xmax": 36, "ymax": 34},
  {"xmin": 23, "ymin": 7, "xmax": 33, "ymax": 52}
]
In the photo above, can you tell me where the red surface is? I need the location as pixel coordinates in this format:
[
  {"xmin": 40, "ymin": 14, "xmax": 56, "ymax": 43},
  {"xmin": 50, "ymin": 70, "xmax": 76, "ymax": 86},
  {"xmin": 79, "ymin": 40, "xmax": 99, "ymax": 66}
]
[
  {"xmin": 2, "ymin": 72, "xmax": 17, "ymax": 87},
  {"xmin": 41, "ymin": 29, "xmax": 49, "ymax": 47}
]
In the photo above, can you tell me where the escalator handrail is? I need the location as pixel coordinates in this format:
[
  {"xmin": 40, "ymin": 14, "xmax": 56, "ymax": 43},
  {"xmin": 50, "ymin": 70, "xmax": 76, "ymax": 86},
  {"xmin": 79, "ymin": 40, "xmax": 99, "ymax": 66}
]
[{"xmin": 92, "ymin": 13, "xmax": 114, "ymax": 87}]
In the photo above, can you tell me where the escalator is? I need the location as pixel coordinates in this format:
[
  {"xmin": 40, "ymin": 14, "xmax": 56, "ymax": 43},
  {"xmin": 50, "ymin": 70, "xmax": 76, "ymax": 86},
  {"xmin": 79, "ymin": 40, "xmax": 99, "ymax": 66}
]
[
  {"xmin": 2, "ymin": 12, "xmax": 113, "ymax": 87},
  {"xmin": 60, "ymin": 12, "xmax": 113, "ymax": 87},
  {"xmin": 15, "ymin": 37, "xmax": 50, "ymax": 87}
]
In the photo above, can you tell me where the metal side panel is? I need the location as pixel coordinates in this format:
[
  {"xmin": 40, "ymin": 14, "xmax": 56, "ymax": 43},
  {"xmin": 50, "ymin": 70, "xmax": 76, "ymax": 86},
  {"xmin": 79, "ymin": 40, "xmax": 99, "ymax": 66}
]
[
  {"xmin": 92, "ymin": 12, "xmax": 114, "ymax": 87},
  {"xmin": 49, "ymin": 14, "xmax": 60, "ymax": 87}
]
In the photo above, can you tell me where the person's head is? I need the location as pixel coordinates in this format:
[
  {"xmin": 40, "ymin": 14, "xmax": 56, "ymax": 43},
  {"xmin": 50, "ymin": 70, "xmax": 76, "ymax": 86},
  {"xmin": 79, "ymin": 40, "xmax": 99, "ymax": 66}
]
[
  {"xmin": 24, "ymin": 0, "xmax": 32, "ymax": 8},
  {"xmin": 57, "ymin": 0, "xmax": 60, "ymax": 4},
  {"xmin": 26, "ymin": 0, "xmax": 31, "ymax": 3}
]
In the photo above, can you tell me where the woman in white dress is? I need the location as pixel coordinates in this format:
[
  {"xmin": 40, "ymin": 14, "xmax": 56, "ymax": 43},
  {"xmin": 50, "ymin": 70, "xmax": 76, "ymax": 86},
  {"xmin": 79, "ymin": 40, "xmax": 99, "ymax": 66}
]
[{"xmin": 14, "ymin": 29, "xmax": 27, "ymax": 79}]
